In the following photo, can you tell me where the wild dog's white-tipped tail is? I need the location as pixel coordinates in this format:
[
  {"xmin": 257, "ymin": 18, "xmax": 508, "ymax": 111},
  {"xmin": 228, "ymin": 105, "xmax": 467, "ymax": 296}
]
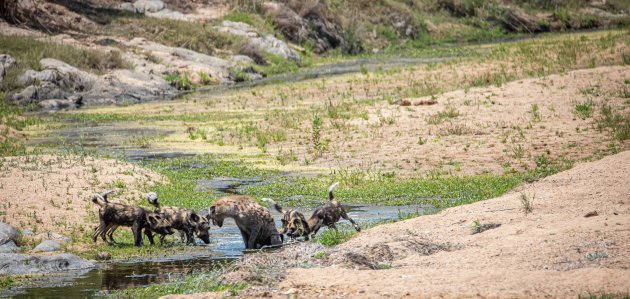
[
  {"xmin": 262, "ymin": 198, "xmax": 285, "ymax": 213},
  {"xmin": 91, "ymin": 194, "xmax": 107, "ymax": 206},
  {"xmin": 146, "ymin": 192, "xmax": 159, "ymax": 206},
  {"xmin": 328, "ymin": 182, "xmax": 340, "ymax": 200}
]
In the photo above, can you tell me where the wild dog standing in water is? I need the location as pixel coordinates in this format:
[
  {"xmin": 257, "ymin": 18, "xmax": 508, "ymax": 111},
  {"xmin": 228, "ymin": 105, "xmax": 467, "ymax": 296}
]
[
  {"xmin": 146, "ymin": 192, "xmax": 211, "ymax": 245},
  {"xmin": 91, "ymin": 190, "xmax": 174, "ymax": 246},
  {"xmin": 264, "ymin": 182, "xmax": 361, "ymax": 240},
  {"xmin": 208, "ymin": 195, "xmax": 283, "ymax": 249}
]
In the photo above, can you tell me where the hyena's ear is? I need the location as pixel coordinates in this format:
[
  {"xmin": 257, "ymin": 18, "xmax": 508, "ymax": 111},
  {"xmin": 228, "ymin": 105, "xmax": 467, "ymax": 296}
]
[{"xmin": 208, "ymin": 206, "xmax": 215, "ymax": 215}]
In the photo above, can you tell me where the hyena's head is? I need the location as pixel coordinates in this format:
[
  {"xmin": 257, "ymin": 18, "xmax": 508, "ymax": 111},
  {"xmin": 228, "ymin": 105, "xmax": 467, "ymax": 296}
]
[
  {"xmin": 208, "ymin": 205, "xmax": 225, "ymax": 227},
  {"xmin": 147, "ymin": 213, "xmax": 174, "ymax": 235},
  {"xmin": 281, "ymin": 210, "xmax": 309, "ymax": 237},
  {"xmin": 189, "ymin": 212, "xmax": 211, "ymax": 244}
]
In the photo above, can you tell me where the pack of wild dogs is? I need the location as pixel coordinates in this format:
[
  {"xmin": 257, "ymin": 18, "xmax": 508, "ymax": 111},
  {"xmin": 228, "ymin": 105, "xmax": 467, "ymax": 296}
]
[{"xmin": 90, "ymin": 183, "xmax": 361, "ymax": 249}]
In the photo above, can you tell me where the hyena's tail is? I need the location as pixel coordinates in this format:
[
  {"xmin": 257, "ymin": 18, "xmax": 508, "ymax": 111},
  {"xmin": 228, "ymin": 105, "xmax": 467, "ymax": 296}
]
[
  {"xmin": 328, "ymin": 182, "xmax": 340, "ymax": 201},
  {"xmin": 91, "ymin": 190, "xmax": 114, "ymax": 206},
  {"xmin": 262, "ymin": 198, "xmax": 285, "ymax": 214}
]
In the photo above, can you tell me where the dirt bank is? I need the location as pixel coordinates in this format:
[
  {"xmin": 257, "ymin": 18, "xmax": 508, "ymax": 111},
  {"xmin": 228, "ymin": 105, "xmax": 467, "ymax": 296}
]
[
  {"xmin": 170, "ymin": 150, "xmax": 630, "ymax": 298},
  {"xmin": 0, "ymin": 155, "xmax": 162, "ymax": 237}
]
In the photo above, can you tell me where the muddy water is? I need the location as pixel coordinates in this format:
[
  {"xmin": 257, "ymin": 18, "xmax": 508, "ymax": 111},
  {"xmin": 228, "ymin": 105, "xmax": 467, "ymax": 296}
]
[{"xmin": 4, "ymin": 204, "xmax": 427, "ymax": 298}]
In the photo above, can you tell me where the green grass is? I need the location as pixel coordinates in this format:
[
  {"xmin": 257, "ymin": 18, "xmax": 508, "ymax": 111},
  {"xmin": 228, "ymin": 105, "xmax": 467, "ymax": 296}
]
[
  {"xmin": 575, "ymin": 100, "xmax": 594, "ymax": 119},
  {"xmin": 0, "ymin": 92, "xmax": 39, "ymax": 156},
  {"xmin": 0, "ymin": 276, "xmax": 14, "ymax": 292},
  {"xmin": 103, "ymin": 270, "xmax": 244, "ymax": 298},
  {"xmin": 0, "ymin": 35, "xmax": 129, "ymax": 91},
  {"xmin": 597, "ymin": 103, "xmax": 630, "ymax": 141},
  {"xmin": 426, "ymin": 107, "xmax": 460, "ymax": 125}
]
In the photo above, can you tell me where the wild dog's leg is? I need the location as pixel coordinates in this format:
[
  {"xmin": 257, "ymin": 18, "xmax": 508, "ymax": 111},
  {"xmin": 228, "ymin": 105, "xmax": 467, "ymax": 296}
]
[
  {"xmin": 160, "ymin": 234, "xmax": 166, "ymax": 244},
  {"xmin": 247, "ymin": 224, "xmax": 260, "ymax": 249},
  {"xmin": 93, "ymin": 221, "xmax": 107, "ymax": 244},
  {"xmin": 329, "ymin": 223, "xmax": 338, "ymax": 233},
  {"xmin": 132, "ymin": 222, "xmax": 143, "ymax": 247},
  {"xmin": 340, "ymin": 208, "xmax": 361, "ymax": 232},
  {"xmin": 183, "ymin": 227, "xmax": 194, "ymax": 245},
  {"xmin": 106, "ymin": 225, "xmax": 118, "ymax": 244},
  {"xmin": 144, "ymin": 228, "xmax": 156, "ymax": 245}
]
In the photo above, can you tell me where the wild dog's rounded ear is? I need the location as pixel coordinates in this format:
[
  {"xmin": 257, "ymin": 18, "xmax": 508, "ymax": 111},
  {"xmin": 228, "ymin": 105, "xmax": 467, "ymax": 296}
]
[
  {"xmin": 148, "ymin": 215, "xmax": 157, "ymax": 225},
  {"xmin": 190, "ymin": 213, "xmax": 200, "ymax": 223}
]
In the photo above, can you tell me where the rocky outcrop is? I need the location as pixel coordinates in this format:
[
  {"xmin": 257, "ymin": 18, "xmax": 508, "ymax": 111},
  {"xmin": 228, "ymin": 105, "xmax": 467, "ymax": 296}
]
[
  {"xmin": 260, "ymin": 2, "xmax": 360, "ymax": 54},
  {"xmin": 10, "ymin": 58, "xmax": 178, "ymax": 108},
  {"xmin": 216, "ymin": 20, "xmax": 301, "ymax": 62},
  {"xmin": 0, "ymin": 253, "xmax": 96, "ymax": 275}
]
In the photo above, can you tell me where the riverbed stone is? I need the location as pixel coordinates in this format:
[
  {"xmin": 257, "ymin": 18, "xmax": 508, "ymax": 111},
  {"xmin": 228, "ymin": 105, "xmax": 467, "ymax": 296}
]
[
  {"xmin": 0, "ymin": 222, "xmax": 18, "ymax": 246},
  {"xmin": 0, "ymin": 241, "xmax": 20, "ymax": 253},
  {"xmin": 35, "ymin": 232, "xmax": 72, "ymax": 243},
  {"xmin": 0, "ymin": 54, "xmax": 15, "ymax": 83},
  {"xmin": 0, "ymin": 253, "xmax": 96, "ymax": 275},
  {"xmin": 133, "ymin": 0, "xmax": 165, "ymax": 13},
  {"xmin": 33, "ymin": 240, "xmax": 61, "ymax": 252}
]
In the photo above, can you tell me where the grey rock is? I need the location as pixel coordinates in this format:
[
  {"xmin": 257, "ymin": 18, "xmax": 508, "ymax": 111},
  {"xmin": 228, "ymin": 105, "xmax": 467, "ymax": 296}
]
[
  {"xmin": 85, "ymin": 69, "xmax": 177, "ymax": 105},
  {"xmin": 0, "ymin": 253, "xmax": 96, "ymax": 275},
  {"xmin": 0, "ymin": 241, "xmax": 20, "ymax": 253},
  {"xmin": 231, "ymin": 55, "xmax": 255, "ymax": 65},
  {"xmin": 117, "ymin": 2, "xmax": 135, "ymax": 12},
  {"xmin": 35, "ymin": 232, "xmax": 72, "ymax": 243},
  {"xmin": 133, "ymin": 0, "xmax": 165, "ymax": 13},
  {"xmin": 251, "ymin": 35, "xmax": 301, "ymax": 62},
  {"xmin": 38, "ymin": 96, "xmax": 82, "ymax": 110},
  {"xmin": 21, "ymin": 229, "xmax": 33, "ymax": 236},
  {"xmin": 216, "ymin": 21, "xmax": 300, "ymax": 62},
  {"xmin": 33, "ymin": 240, "xmax": 61, "ymax": 252},
  {"xmin": 0, "ymin": 222, "xmax": 18, "ymax": 246},
  {"xmin": 39, "ymin": 58, "xmax": 95, "ymax": 91},
  {"xmin": 0, "ymin": 54, "xmax": 15, "ymax": 83},
  {"xmin": 216, "ymin": 20, "xmax": 258, "ymax": 37},
  {"xmin": 148, "ymin": 9, "xmax": 190, "ymax": 21}
]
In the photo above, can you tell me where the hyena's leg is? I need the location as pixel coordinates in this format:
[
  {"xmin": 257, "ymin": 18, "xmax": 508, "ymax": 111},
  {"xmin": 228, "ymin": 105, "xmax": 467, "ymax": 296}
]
[
  {"xmin": 238, "ymin": 227, "xmax": 249, "ymax": 248},
  {"xmin": 247, "ymin": 225, "xmax": 260, "ymax": 249},
  {"xmin": 340, "ymin": 208, "xmax": 361, "ymax": 232}
]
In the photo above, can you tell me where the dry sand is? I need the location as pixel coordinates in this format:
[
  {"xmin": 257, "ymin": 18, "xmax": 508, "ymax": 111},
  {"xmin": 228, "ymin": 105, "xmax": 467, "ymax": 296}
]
[{"xmin": 168, "ymin": 150, "xmax": 630, "ymax": 298}]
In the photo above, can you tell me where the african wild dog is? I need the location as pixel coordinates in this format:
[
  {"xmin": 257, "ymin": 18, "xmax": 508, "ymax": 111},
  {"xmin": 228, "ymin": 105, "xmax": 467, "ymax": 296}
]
[
  {"xmin": 264, "ymin": 182, "xmax": 360, "ymax": 240},
  {"xmin": 208, "ymin": 195, "xmax": 283, "ymax": 249},
  {"xmin": 147, "ymin": 192, "xmax": 211, "ymax": 245},
  {"xmin": 91, "ymin": 190, "xmax": 174, "ymax": 246}
]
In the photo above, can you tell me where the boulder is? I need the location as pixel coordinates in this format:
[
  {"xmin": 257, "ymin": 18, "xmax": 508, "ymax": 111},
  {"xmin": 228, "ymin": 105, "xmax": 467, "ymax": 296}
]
[
  {"xmin": 0, "ymin": 253, "xmax": 96, "ymax": 275},
  {"xmin": 133, "ymin": 0, "xmax": 165, "ymax": 13},
  {"xmin": 215, "ymin": 21, "xmax": 301, "ymax": 62},
  {"xmin": 38, "ymin": 96, "xmax": 83, "ymax": 110},
  {"xmin": 33, "ymin": 240, "xmax": 61, "ymax": 252},
  {"xmin": 0, "ymin": 241, "xmax": 20, "ymax": 253},
  {"xmin": 85, "ymin": 69, "xmax": 177, "ymax": 105},
  {"xmin": 0, "ymin": 222, "xmax": 18, "ymax": 246},
  {"xmin": 0, "ymin": 54, "xmax": 15, "ymax": 83},
  {"xmin": 34, "ymin": 232, "xmax": 72, "ymax": 243}
]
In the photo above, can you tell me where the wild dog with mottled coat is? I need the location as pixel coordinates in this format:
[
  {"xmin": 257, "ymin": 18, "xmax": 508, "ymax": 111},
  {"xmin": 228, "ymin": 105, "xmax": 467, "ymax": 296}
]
[
  {"xmin": 91, "ymin": 190, "xmax": 174, "ymax": 246},
  {"xmin": 208, "ymin": 195, "xmax": 283, "ymax": 249},
  {"xmin": 264, "ymin": 182, "xmax": 360, "ymax": 240},
  {"xmin": 147, "ymin": 192, "xmax": 211, "ymax": 245}
]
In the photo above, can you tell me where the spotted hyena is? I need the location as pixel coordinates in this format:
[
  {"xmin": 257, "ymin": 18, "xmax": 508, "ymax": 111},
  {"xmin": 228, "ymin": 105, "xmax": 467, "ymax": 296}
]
[
  {"xmin": 264, "ymin": 182, "xmax": 360, "ymax": 240},
  {"xmin": 91, "ymin": 190, "xmax": 174, "ymax": 246},
  {"xmin": 208, "ymin": 195, "xmax": 283, "ymax": 249},
  {"xmin": 146, "ymin": 192, "xmax": 211, "ymax": 245}
]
